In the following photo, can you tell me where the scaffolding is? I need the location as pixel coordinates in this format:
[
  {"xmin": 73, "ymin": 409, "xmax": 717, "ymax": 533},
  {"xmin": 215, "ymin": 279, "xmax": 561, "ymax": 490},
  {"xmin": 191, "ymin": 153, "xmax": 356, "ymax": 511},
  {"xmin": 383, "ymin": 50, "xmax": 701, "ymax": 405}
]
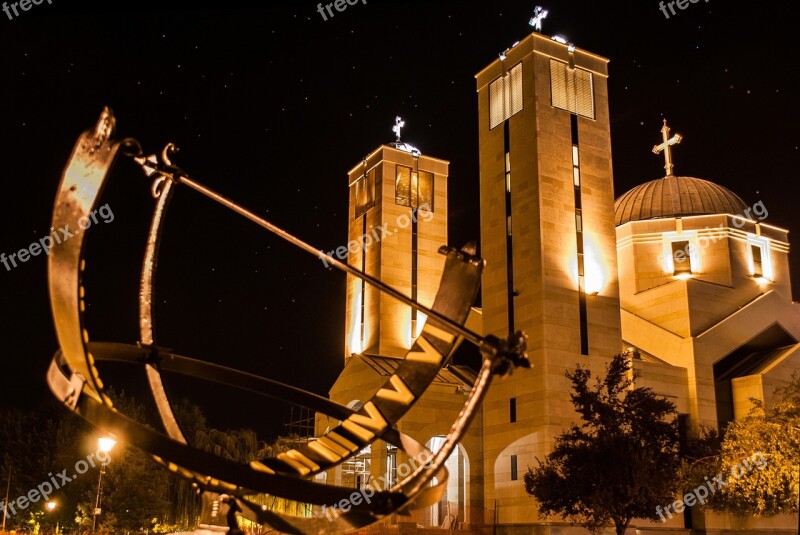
[
  {"xmin": 341, "ymin": 445, "xmax": 372, "ymax": 489},
  {"xmin": 284, "ymin": 406, "xmax": 315, "ymax": 442}
]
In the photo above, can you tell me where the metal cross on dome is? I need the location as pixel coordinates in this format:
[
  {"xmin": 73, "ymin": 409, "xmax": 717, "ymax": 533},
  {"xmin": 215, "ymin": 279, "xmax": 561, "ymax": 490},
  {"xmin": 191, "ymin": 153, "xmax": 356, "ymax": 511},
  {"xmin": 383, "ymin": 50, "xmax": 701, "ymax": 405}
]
[
  {"xmin": 529, "ymin": 6, "xmax": 548, "ymax": 33},
  {"xmin": 392, "ymin": 116, "xmax": 405, "ymax": 142},
  {"xmin": 652, "ymin": 118, "xmax": 683, "ymax": 177}
]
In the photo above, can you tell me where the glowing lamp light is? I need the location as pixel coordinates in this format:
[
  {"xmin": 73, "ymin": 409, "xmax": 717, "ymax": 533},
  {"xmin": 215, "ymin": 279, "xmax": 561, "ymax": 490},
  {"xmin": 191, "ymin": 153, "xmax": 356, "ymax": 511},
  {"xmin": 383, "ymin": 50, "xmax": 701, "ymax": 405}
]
[
  {"xmin": 551, "ymin": 35, "xmax": 568, "ymax": 44},
  {"xmin": 46, "ymin": 501, "xmax": 57, "ymax": 511},
  {"xmin": 583, "ymin": 251, "xmax": 605, "ymax": 295},
  {"xmin": 568, "ymin": 236, "xmax": 607, "ymax": 296},
  {"xmin": 348, "ymin": 282, "xmax": 364, "ymax": 355},
  {"xmin": 674, "ymin": 272, "xmax": 693, "ymax": 280},
  {"xmin": 415, "ymin": 312, "xmax": 427, "ymax": 339},
  {"xmin": 755, "ymin": 276, "xmax": 770, "ymax": 286},
  {"xmin": 98, "ymin": 437, "xmax": 116, "ymax": 453}
]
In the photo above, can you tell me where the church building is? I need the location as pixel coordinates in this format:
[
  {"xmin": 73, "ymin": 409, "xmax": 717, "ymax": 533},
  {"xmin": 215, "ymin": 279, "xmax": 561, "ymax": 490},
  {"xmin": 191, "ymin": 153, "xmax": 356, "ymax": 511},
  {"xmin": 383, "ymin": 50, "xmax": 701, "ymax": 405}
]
[{"xmin": 317, "ymin": 24, "xmax": 800, "ymax": 535}]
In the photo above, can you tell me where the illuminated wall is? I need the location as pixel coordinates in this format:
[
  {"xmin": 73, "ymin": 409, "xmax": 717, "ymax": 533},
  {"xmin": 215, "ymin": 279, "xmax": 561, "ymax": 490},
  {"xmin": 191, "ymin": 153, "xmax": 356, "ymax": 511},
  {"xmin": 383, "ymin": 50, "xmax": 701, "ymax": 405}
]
[
  {"xmin": 475, "ymin": 33, "xmax": 621, "ymax": 524},
  {"xmin": 343, "ymin": 146, "xmax": 449, "ymax": 361},
  {"xmin": 615, "ymin": 214, "xmax": 791, "ymax": 338}
]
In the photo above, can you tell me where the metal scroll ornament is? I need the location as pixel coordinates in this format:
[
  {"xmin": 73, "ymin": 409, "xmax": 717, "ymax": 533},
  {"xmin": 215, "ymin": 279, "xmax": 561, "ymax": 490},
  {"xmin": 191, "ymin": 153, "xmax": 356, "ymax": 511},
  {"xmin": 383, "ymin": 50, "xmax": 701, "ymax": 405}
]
[{"xmin": 46, "ymin": 109, "xmax": 529, "ymax": 534}]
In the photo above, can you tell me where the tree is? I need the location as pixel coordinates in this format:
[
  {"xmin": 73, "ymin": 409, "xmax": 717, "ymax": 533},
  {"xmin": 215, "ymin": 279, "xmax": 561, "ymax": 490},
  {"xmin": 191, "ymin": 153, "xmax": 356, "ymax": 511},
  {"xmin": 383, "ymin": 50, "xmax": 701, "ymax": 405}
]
[
  {"xmin": 701, "ymin": 374, "xmax": 800, "ymax": 515},
  {"xmin": 524, "ymin": 354, "xmax": 682, "ymax": 535}
]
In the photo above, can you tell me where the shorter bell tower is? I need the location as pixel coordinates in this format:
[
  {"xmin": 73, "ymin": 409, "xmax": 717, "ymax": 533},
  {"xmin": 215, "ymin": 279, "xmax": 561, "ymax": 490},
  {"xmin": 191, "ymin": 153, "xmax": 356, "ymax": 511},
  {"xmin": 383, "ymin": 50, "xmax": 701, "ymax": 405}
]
[{"xmin": 343, "ymin": 119, "xmax": 449, "ymax": 362}]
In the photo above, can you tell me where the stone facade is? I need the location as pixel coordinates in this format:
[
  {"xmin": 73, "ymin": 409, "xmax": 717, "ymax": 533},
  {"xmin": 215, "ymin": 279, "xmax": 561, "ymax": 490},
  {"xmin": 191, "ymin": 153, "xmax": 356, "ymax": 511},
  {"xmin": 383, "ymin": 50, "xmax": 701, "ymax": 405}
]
[{"xmin": 321, "ymin": 31, "xmax": 800, "ymax": 535}]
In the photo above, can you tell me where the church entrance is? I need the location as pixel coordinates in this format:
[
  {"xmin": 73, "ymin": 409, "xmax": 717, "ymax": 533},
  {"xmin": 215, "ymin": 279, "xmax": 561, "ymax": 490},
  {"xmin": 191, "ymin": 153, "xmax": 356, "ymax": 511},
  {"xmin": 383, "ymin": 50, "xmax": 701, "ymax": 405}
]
[{"xmin": 422, "ymin": 436, "xmax": 469, "ymax": 528}]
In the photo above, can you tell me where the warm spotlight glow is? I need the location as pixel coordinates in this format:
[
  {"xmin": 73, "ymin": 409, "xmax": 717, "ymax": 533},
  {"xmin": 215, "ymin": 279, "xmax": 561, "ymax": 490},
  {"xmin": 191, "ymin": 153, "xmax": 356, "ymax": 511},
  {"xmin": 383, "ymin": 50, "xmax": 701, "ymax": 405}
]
[
  {"xmin": 568, "ymin": 235, "xmax": 607, "ymax": 295},
  {"xmin": 415, "ymin": 312, "xmax": 427, "ymax": 338},
  {"xmin": 402, "ymin": 312, "xmax": 413, "ymax": 349},
  {"xmin": 674, "ymin": 272, "xmax": 693, "ymax": 280},
  {"xmin": 756, "ymin": 276, "xmax": 770, "ymax": 286},
  {"xmin": 46, "ymin": 501, "xmax": 56, "ymax": 511},
  {"xmin": 584, "ymin": 240, "xmax": 606, "ymax": 295},
  {"xmin": 98, "ymin": 437, "xmax": 116, "ymax": 453},
  {"xmin": 348, "ymin": 286, "xmax": 363, "ymax": 355}
]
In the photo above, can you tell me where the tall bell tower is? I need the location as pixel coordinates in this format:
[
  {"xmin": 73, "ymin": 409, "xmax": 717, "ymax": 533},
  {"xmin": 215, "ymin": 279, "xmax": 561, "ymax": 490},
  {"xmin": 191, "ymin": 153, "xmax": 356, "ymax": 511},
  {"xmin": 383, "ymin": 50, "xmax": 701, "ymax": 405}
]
[{"xmin": 476, "ymin": 30, "xmax": 622, "ymax": 523}]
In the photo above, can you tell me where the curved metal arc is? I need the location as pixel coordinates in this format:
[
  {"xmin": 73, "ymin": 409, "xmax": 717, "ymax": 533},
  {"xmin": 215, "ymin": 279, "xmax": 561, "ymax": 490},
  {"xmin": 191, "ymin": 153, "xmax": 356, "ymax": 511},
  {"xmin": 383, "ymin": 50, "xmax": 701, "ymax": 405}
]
[
  {"xmin": 139, "ymin": 147, "xmax": 187, "ymax": 444},
  {"xmin": 86, "ymin": 342, "xmax": 357, "ymax": 421},
  {"xmin": 256, "ymin": 247, "xmax": 482, "ymax": 480},
  {"xmin": 46, "ymin": 110, "xmax": 529, "ymax": 534},
  {"xmin": 48, "ymin": 107, "xmax": 121, "ymax": 406},
  {"xmin": 125, "ymin": 136, "xmax": 491, "ymax": 485},
  {"xmin": 46, "ymin": 349, "xmax": 450, "ymax": 523}
]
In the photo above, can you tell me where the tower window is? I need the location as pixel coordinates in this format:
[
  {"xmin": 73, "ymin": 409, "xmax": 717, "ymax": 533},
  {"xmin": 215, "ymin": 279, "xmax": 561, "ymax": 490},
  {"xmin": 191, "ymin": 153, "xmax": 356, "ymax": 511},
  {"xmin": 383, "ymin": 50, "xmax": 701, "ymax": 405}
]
[
  {"xmin": 354, "ymin": 168, "xmax": 376, "ymax": 219},
  {"xmin": 396, "ymin": 165, "xmax": 411, "ymax": 206},
  {"xmin": 418, "ymin": 171, "xmax": 434, "ymax": 210},
  {"xmin": 748, "ymin": 237, "xmax": 772, "ymax": 280},
  {"xmin": 489, "ymin": 62, "xmax": 523, "ymax": 129},
  {"xmin": 505, "ymin": 152, "xmax": 511, "ymax": 193},
  {"xmin": 751, "ymin": 244, "xmax": 763, "ymax": 277},
  {"xmin": 572, "ymin": 144, "xmax": 581, "ymax": 186},
  {"xmin": 395, "ymin": 166, "xmax": 434, "ymax": 211},
  {"xmin": 662, "ymin": 232, "xmax": 700, "ymax": 275},
  {"xmin": 510, "ymin": 455, "xmax": 518, "ymax": 481},
  {"xmin": 550, "ymin": 59, "xmax": 595, "ymax": 119},
  {"xmin": 510, "ymin": 397, "xmax": 517, "ymax": 423},
  {"xmin": 671, "ymin": 240, "xmax": 691, "ymax": 275}
]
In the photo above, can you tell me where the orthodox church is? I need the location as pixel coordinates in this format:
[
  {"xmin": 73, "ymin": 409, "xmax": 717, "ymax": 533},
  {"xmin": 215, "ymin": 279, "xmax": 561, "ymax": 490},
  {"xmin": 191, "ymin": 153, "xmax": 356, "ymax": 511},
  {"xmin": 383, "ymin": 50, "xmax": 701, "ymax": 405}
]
[{"xmin": 315, "ymin": 26, "xmax": 800, "ymax": 534}]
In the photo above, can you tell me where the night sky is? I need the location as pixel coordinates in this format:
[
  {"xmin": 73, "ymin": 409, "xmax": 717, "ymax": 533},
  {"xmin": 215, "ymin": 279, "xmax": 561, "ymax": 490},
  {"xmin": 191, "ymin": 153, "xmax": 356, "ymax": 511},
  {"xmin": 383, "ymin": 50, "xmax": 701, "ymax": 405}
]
[{"xmin": 1, "ymin": 0, "xmax": 798, "ymax": 440}]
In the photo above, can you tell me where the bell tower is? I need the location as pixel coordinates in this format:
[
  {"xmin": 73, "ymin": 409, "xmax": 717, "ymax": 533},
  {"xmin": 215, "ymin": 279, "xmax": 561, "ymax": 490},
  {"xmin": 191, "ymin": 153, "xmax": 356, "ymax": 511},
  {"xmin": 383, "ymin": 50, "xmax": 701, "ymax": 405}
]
[
  {"xmin": 342, "ymin": 120, "xmax": 449, "ymax": 362},
  {"xmin": 475, "ymin": 31, "xmax": 621, "ymax": 522}
]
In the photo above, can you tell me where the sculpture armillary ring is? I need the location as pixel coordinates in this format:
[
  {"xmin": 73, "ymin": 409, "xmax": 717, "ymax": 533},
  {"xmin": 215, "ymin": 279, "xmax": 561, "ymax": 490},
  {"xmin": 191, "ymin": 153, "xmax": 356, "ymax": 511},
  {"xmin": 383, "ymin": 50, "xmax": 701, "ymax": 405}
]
[{"xmin": 46, "ymin": 108, "xmax": 529, "ymax": 534}]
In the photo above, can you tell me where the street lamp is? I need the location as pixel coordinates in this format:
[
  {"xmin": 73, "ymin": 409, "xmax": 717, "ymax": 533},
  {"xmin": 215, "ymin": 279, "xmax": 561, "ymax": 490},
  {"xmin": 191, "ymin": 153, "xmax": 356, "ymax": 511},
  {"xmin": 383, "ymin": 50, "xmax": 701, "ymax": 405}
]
[
  {"xmin": 92, "ymin": 438, "xmax": 116, "ymax": 534},
  {"xmin": 45, "ymin": 500, "xmax": 58, "ymax": 535}
]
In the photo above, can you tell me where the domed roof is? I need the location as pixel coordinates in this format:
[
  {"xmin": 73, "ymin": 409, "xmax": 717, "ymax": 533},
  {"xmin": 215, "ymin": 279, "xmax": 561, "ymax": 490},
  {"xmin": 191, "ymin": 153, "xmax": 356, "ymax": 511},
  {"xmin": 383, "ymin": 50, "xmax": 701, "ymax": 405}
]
[{"xmin": 614, "ymin": 176, "xmax": 749, "ymax": 226}]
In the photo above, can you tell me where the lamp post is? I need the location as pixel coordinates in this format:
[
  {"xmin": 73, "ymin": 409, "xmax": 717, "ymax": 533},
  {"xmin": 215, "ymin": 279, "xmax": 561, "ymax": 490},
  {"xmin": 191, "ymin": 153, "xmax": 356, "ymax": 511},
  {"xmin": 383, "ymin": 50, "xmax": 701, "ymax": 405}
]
[
  {"xmin": 45, "ymin": 501, "xmax": 57, "ymax": 535},
  {"xmin": 2, "ymin": 468, "xmax": 10, "ymax": 532},
  {"xmin": 92, "ymin": 438, "xmax": 116, "ymax": 534}
]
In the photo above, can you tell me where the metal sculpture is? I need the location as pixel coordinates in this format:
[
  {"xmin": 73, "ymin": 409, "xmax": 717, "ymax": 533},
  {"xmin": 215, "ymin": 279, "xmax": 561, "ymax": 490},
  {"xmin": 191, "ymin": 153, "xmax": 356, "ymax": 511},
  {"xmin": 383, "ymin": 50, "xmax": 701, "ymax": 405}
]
[{"xmin": 46, "ymin": 108, "xmax": 529, "ymax": 534}]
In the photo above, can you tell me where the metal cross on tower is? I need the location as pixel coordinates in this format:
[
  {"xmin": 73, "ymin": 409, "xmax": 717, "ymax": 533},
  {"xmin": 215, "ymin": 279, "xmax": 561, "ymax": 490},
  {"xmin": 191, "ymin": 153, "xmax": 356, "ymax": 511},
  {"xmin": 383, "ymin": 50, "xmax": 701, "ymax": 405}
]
[
  {"xmin": 652, "ymin": 118, "xmax": 683, "ymax": 177},
  {"xmin": 392, "ymin": 116, "xmax": 405, "ymax": 142},
  {"xmin": 529, "ymin": 6, "xmax": 548, "ymax": 33}
]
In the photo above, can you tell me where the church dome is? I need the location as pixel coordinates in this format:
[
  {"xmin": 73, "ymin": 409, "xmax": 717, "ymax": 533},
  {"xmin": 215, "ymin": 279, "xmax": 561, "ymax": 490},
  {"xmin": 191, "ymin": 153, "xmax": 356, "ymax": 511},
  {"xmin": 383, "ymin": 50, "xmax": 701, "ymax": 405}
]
[{"xmin": 614, "ymin": 175, "xmax": 749, "ymax": 226}]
